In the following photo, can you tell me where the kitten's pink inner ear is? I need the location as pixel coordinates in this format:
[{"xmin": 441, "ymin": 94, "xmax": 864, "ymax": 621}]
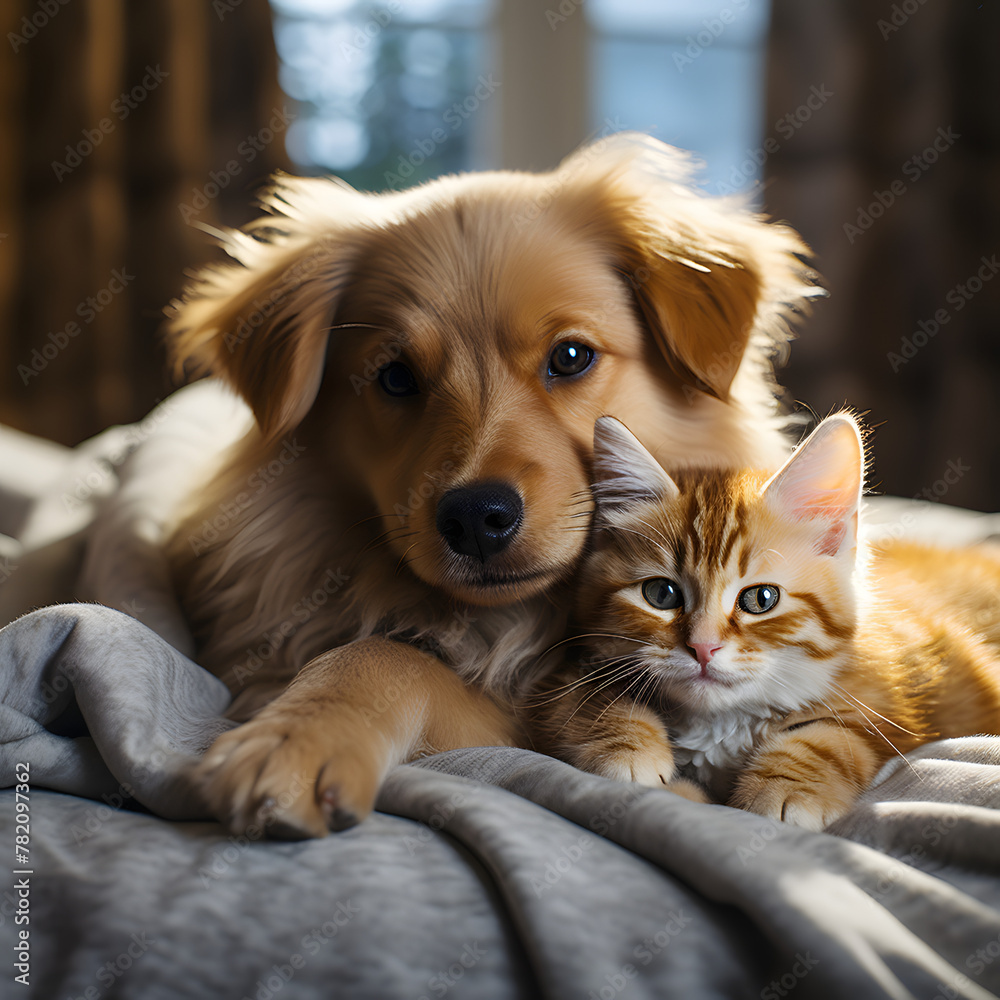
[{"xmin": 762, "ymin": 416, "xmax": 864, "ymax": 554}]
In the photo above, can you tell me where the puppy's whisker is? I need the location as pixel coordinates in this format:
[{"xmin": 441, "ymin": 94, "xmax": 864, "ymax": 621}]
[
  {"xmin": 358, "ymin": 527, "xmax": 415, "ymax": 557},
  {"xmin": 394, "ymin": 542, "xmax": 420, "ymax": 577}
]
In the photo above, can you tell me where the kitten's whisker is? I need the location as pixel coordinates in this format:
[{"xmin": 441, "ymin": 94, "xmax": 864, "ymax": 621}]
[
  {"xmin": 537, "ymin": 632, "xmax": 644, "ymax": 660},
  {"xmin": 527, "ymin": 657, "xmax": 639, "ymax": 706},
  {"xmin": 561, "ymin": 666, "xmax": 643, "ymax": 725},
  {"xmin": 626, "ymin": 670, "xmax": 662, "ymax": 724},
  {"xmin": 828, "ymin": 685, "xmax": 918, "ymax": 776},
  {"xmin": 830, "ymin": 684, "xmax": 922, "ymax": 737},
  {"xmin": 591, "ymin": 670, "xmax": 650, "ymax": 726}
]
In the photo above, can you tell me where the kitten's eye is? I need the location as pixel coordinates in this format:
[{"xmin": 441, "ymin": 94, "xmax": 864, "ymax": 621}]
[
  {"xmin": 548, "ymin": 341, "xmax": 595, "ymax": 377},
  {"xmin": 642, "ymin": 578, "xmax": 684, "ymax": 610},
  {"xmin": 378, "ymin": 361, "xmax": 420, "ymax": 397},
  {"xmin": 737, "ymin": 584, "xmax": 780, "ymax": 614}
]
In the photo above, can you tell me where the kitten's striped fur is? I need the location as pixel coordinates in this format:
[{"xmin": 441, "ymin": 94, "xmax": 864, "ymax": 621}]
[{"xmin": 531, "ymin": 415, "xmax": 1000, "ymax": 829}]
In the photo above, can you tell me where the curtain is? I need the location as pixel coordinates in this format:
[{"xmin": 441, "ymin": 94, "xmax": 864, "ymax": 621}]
[
  {"xmin": 0, "ymin": 0, "xmax": 288, "ymax": 445},
  {"xmin": 765, "ymin": 0, "xmax": 1000, "ymax": 512}
]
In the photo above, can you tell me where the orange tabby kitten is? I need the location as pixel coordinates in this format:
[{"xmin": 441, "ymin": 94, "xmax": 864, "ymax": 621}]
[{"xmin": 531, "ymin": 414, "xmax": 1000, "ymax": 829}]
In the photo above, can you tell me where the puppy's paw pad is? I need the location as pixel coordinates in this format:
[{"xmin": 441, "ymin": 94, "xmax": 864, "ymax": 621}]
[{"xmin": 319, "ymin": 786, "xmax": 360, "ymax": 832}]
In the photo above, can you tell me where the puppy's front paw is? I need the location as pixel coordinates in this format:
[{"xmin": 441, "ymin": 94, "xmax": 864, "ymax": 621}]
[
  {"xmin": 729, "ymin": 773, "xmax": 852, "ymax": 831},
  {"xmin": 194, "ymin": 713, "xmax": 380, "ymax": 839}
]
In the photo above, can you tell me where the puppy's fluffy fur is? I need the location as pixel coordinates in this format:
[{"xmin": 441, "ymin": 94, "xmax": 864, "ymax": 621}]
[{"xmin": 167, "ymin": 133, "xmax": 817, "ymax": 837}]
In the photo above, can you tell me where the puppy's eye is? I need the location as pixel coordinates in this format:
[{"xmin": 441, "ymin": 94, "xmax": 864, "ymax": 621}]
[
  {"xmin": 642, "ymin": 578, "xmax": 683, "ymax": 610},
  {"xmin": 737, "ymin": 584, "xmax": 780, "ymax": 614},
  {"xmin": 378, "ymin": 362, "xmax": 420, "ymax": 397},
  {"xmin": 548, "ymin": 341, "xmax": 595, "ymax": 377}
]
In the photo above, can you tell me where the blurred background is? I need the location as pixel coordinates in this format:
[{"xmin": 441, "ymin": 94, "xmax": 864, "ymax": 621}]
[{"xmin": 0, "ymin": 0, "xmax": 997, "ymax": 509}]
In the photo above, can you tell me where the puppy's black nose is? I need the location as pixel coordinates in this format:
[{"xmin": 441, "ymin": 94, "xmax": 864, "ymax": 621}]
[{"xmin": 436, "ymin": 483, "xmax": 524, "ymax": 561}]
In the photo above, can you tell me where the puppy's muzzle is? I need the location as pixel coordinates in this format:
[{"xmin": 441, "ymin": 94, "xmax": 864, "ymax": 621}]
[{"xmin": 436, "ymin": 483, "xmax": 523, "ymax": 562}]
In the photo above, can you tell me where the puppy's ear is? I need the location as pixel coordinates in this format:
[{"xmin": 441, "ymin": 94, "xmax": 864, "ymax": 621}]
[
  {"xmin": 563, "ymin": 133, "xmax": 820, "ymax": 401},
  {"xmin": 167, "ymin": 175, "xmax": 370, "ymax": 441}
]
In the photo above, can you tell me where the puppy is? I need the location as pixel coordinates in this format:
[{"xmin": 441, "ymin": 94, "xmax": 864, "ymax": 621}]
[{"xmin": 166, "ymin": 132, "xmax": 817, "ymax": 838}]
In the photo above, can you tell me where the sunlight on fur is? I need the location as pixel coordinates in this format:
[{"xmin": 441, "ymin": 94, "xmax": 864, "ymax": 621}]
[
  {"xmin": 530, "ymin": 413, "xmax": 1000, "ymax": 831},
  {"xmin": 165, "ymin": 132, "xmax": 819, "ymax": 837}
]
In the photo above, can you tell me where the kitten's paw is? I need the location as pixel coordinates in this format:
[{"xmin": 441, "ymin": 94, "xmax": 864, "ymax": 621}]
[
  {"xmin": 569, "ymin": 706, "xmax": 678, "ymax": 788},
  {"xmin": 609, "ymin": 747, "xmax": 678, "ymax": 788},
  {"xmin": 194, "ymin": 713, "xmax": 380, "ymax": 839},
  {"xmin": 730, "ymin": 774, "xmax": 853, "ymax": 831},
  {"xmin": 664, "ymin": 778, "xmax": 710, "ymax": 803}
]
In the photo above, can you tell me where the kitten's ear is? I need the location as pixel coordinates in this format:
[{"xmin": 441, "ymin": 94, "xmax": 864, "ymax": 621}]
[
  {"xmin": 592, "ymin": 417, "xmax": 680, "ymax": 515},
  {"xmin": 762, "ymin": 414, "xmax": 864, "ymax": 556}
]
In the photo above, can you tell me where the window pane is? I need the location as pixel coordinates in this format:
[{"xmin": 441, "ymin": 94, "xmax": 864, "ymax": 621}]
[
  {"xmin": 589, "ymin": 0, "xmax": 770, "ymax": 195},
  {"xmin": 272, "ymin": 0, "xmax": 495, "ymax": 191}
]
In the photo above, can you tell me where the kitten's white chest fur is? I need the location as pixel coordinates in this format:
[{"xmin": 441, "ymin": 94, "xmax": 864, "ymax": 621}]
[{"xmin": 669, "ymin": 707, "xmax": 783, "ymax": 795}]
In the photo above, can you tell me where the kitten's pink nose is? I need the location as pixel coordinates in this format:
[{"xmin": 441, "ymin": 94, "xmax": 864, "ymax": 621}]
[{"xmin": 689, "ymin": 642, "xmax": 723, "ymax": 668}]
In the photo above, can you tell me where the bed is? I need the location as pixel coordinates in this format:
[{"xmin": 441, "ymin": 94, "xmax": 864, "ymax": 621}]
[{"xmin": 1, "ymin": 383, "xmax": 999, "ymax": 1000}]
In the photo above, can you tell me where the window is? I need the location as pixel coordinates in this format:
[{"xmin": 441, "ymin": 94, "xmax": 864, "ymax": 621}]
[
  {"xmin": 271, "ymin": 0, "xmax": 769, "ymax": 194},
  {"xmin": 271, "ymin": 0, "xmax": 495, "ymax": 191},
  {"xmin": 589, "ymin": 0, "xmax": 770, "ymax": 195}
]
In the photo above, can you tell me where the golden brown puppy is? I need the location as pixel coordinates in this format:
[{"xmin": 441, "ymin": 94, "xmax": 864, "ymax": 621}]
[{"xmin": 167, "ymin": 133, "xmax": 817, "ymax": 838}]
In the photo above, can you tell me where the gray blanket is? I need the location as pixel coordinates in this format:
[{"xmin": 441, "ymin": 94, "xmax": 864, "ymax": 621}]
[
  {"xmin": 1, "ymin": 604, "xmax": 999, "ymax": 1000},
  {"xmin": 1, "ymin": 391, "xmax": 999, "ymax": 1000}
]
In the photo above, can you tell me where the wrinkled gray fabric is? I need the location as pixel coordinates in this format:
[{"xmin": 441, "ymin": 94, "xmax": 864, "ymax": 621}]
[
  {"xmin": 0, "ymin": 605, "xmax": 998, "ymax": 999},
  {"xmin": 2, "ymin": 394, "xmax": 1000, "ymax": 1000}
]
